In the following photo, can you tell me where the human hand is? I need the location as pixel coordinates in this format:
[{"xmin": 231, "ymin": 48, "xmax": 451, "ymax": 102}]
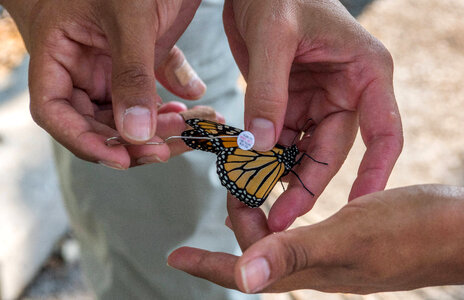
[
  {"xmin": 2, "ymin": 0, "xmax": 205, "ymax": 168},
  {"xmin": 168, "ymin": 185, "xmax": 464, "ymax": 294},
  {"xmin": 223, "ymin": 0, "xmax": 403, "ymax": 230}
]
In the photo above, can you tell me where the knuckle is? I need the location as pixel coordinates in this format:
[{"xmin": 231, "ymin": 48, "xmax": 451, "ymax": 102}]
[
  {"xmin": 272, "ymin": 232, "xmax": 308, "ymax": 275},
  {"xmin": 113, "ymin": 62, "xmax": 154, "ymax": 90},
  {"xmin": 246, "ymin": 84, "xmax": 286, "ymax": 116},
  {"xmin": 378, "ymin": 45, "xmax": 394, "ymax": 71},
  {"xmin": 368, "ymin": 38, "xmax": 394, "ymax": 73}
]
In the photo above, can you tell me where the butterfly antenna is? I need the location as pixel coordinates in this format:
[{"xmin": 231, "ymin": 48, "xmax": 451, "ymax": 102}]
[{"xmin": 289, "ymin": 169, "xmax": 315, "ymax": 197}]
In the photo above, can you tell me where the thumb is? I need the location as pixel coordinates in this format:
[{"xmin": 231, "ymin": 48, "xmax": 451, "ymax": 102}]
[
  {"xmin": 244, "ymin": 22, "xmax": 298, "ymax": 151},
  {"xmin": 107, "ymin": 7, "xmax": 160, "ymax": 144},
  {"xmin": 235, "ymin": 227, "xmax": 316, "ymax": 293}
]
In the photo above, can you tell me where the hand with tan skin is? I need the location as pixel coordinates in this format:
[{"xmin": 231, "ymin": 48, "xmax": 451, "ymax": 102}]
[
  {"xmin": 169, "ymin": 185, "xmax": 464, "ymax": 294},
  {"xmin": 223, "ymin": 0, "xmax": 403, "ymax": 231},
  {"xmin": 1, "ymin": 0, "xmax": 206, "ymax": 168}
]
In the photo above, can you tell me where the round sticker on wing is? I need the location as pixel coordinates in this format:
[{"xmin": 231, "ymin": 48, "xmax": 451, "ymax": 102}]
[{"xmin": 237, "ymin": 131, "xmax": 255, "ymax": 150}]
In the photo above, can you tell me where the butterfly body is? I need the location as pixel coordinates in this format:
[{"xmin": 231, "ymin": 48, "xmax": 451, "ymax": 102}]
[{"xmin": 181, "ymin": 118, "xmax": 317, "ymax": 208}]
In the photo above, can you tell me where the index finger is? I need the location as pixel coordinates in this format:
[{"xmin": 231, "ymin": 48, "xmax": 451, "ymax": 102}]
[
  {"xmin": 226, "ymin": 193, "xmax": 270, "ymax": 251},
  {"xmin": 243, "ymin": 21, "xmax": 298, "ymax": 151},
  {"xmin": 267, "ymin": 111, "xmax": 358, "ymax": 232}
]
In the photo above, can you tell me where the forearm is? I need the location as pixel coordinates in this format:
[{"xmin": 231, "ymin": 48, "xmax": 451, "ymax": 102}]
[
  {"xmin": 349, "ymin": 184, "xmax": 464, "ymax": 289},
  {"xmin": 359, "ymin": 184, "xmax": 464, "ymax": 289},
  {"xmin": 426, "ymin": 185, "xmax": 464, "ymax": 285},
  {"xmin": 1, "ymin": 0, "xmax": 39, "ymax": 48}
]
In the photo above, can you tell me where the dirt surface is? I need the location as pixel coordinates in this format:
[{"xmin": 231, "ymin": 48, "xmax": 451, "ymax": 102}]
[{"xmin": 2, "ymin": 0, "xmax": 464, "ymax": 299}]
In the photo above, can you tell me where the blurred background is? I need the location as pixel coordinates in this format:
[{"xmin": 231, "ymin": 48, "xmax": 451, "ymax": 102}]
[{"xmin": 1, "ymin": 0, "xmax": 464, "ymax": 299}]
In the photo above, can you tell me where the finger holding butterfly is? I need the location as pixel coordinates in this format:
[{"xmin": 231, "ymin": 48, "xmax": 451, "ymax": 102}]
[
  {"xmin": 268, "ymin": 111, "xmax": 358, "ymax": 232},
  {"xmin": 226, "ymin": 193, "xmax": 270, "ymax": 250}
]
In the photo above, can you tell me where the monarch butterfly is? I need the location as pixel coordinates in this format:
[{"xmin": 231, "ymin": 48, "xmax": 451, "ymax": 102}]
[{"xmin": 182, "ymin": 119, "xmax": 327, "ymax": 208}]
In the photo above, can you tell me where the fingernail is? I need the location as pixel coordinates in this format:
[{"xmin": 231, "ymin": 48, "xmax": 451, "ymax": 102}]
[
  {"xmin": 123, "ymin": 106, "xmax": 152, "ymax": 141},
  {"xmin": 174, "ymin": 60, "xmax": 206, "ymax": 97},
  {"xmin": 240, "ymin": 257, "xmax": 270, "ymax": 293},
  {"xmin": 98, "ymin": 160, "xmax": 125, "ymax": 170},
  {"xmin": 250, "ymin": 118, "xmax": 275, "ymax": 151},
  {"xmin": 137, "ymin": 154, "xmax": 166, "ymax": 165}
]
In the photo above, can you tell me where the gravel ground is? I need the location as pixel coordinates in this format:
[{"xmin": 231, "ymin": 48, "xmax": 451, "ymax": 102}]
[
  {"xmin": 20, "ymin": 236, "xmax": 93, "ymax": 300},
  {"xmin": 2, "ymin": 0, "xmax": 464, "ymax": 299}
]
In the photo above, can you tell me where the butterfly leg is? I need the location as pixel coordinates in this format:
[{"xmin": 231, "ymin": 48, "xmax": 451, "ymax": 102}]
[
  {"xmin": 296, "ymin": 153, "xmax": 328, "ymax": 166},
  {"xmin": 279, "ymin": 179, "xmax": 286, "ymax": 192},
  {"xmin": 289, "ymin": 169, "xmax": 315, "ymax": 197}
]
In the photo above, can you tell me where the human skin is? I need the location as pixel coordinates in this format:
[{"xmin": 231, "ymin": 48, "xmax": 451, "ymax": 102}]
[
  {"xmin": 168, "ymin": 184, "xmax": 464, "ymax": 294},
  {"xmin": 222, "ymin": 0, "xmax": 403, "ymax": 231},
  {"xmin": 3, "ymin": 0, "xmax": 402, "ymax": 228},
  {"xmin": 1, "ymin": 0, "xmax": 205, "ymax": 168}
]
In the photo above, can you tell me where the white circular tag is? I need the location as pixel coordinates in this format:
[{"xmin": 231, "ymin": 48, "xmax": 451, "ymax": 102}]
[{"xmin": 237, "ymin": 131, "xmax": 255, "ymax": 150}]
